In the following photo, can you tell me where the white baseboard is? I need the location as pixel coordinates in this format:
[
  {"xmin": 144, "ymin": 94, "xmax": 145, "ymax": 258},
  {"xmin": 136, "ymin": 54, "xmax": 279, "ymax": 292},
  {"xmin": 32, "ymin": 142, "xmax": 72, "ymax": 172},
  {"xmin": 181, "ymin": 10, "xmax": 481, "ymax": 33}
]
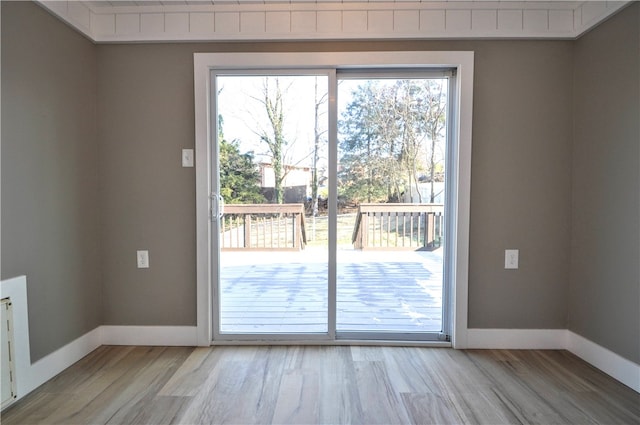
[
  {"xmin": 466, "ymin": 328, "xmax": 639, "ymax": 393},
  {"xmin": 466, "ymin": 328, "xmax": 568, "ymax": 349},
  {"xmin": 24, "ymin": 327, "xmax": 102, "ymax": 396},
  {"xmin": 100, "ymin": 325, "xmax": 198, "ymax": 346},
  {"xmin": 6, "ymin": 323, "xmax": 638, "ymax": 408},
  {"xmin": 0, "ymin": 277, "xmax": 101, "ymax": 403},
  {"xmin": 567, "ymin": 331, "xmax": 640, "ymax": 393},
  {"xmin": 3, "ymin": 323, "xmax": 197, "ymax": 407}
]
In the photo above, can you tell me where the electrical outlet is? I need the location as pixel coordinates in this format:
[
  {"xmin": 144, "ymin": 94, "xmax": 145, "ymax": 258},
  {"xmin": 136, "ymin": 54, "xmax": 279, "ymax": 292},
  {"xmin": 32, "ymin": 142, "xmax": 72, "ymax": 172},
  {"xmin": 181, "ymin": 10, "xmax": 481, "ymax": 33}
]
[
  {"xmin": 505, "ymin": 249, "xmax": 519, "ymax": 269},
  {"xmin": 137, "ymin": 250, "xmax": 149, "ymax": 268}
]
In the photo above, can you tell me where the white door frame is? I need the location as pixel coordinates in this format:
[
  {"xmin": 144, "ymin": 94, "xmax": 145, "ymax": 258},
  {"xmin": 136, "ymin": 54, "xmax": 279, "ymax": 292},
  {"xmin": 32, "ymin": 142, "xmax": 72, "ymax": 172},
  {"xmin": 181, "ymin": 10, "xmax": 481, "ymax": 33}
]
[{"xmin": 194, "ymin": 51, "xmax": 474, "ymax": 348}]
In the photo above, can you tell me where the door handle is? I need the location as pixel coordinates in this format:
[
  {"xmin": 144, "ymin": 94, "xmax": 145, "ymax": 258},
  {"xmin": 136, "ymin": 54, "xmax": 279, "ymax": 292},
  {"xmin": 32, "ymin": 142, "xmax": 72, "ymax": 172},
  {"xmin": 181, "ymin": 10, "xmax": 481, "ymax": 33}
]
[
  {"xmin": 218, "ymin": 194, "xmax": 225, "ymax": 218},
  {"xmin": 210, "ymin": 193, "xmax": 225, "ymax": 220}
]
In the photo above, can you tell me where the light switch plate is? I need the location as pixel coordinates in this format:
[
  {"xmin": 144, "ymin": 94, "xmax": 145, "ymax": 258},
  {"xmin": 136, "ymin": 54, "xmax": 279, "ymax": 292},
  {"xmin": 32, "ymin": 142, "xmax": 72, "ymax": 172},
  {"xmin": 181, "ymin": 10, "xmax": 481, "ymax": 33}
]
[
  {"xmin": 182, "ymin": 149, "xmax": 194, "ymax": 167},
  {"xmin": 137, "ymin": 250, "xmax": 149, "ymax": 268},
  {"xmin": 505, "ymin": 249, "xmax": 519, "ymax": 269}
]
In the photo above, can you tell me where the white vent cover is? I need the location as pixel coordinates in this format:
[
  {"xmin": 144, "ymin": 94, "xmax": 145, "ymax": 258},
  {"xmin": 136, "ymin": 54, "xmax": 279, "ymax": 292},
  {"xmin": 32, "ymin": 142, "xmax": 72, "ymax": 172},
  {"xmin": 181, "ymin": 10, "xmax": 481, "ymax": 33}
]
[{"xmin": 1, "ymin": 298, "xmax": 17, "ymax": 409}]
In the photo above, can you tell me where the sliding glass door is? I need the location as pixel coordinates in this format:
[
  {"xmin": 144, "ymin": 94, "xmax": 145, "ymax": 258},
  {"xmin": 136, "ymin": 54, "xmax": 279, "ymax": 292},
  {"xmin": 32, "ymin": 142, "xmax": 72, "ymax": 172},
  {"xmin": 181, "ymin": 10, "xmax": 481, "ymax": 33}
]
[
  {"xmin": 336, "ymin": 74, "xmax": 449, "ymax": 340},
  {"xmin": 211, "ymin": 69, "xmax": 452, "ymax": 342},
  {"xmin": 214, "ymin": 73, "xmax": 330, "ymax": 337}
]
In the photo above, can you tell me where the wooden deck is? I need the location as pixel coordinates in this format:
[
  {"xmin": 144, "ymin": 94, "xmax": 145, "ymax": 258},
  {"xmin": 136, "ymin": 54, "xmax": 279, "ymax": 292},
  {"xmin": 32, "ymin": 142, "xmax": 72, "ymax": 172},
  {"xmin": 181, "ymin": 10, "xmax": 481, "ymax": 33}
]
[{"xmin": 219, "ymin": 248, "xmax": 443, "ymax": 334}]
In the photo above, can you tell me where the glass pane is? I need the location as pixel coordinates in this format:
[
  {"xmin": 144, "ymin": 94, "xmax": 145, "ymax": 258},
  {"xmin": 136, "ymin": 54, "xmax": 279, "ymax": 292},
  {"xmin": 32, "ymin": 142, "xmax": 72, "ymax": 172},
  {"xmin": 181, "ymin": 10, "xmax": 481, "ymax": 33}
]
[
  {"xmin": 216, "ymin": 75, "xmax": 329, "ymax": 334},
  {"xmin": 336, "ymin": 78, "xmax": 448, "ymax": 334}
]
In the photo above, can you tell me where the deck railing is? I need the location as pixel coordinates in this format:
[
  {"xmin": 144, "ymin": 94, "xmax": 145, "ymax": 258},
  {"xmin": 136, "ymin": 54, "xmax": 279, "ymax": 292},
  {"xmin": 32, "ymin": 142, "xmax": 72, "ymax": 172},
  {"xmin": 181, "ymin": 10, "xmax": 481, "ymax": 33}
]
[
  {"xmin": 352, "ymin": 203, "xmax": 444, "ymax": 250},
  {"xmin": 220, "ymin": 204, "xmax": 306, "ymax": 251}
]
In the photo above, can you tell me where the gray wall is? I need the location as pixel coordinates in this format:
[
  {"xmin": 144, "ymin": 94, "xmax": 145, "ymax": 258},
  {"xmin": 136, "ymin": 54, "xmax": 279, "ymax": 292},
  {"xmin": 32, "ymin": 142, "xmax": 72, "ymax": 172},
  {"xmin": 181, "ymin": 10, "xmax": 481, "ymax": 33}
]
[
  {"xmin": 1, "ymin": 2, "xmax": 102, "ymax": 361},
  {"xmin": 2, "ymin": 1, "xmax": 637, "ymax": 364},
  {"xmin": 97, "ymin": 45, "xmax": 197, "ymax": 325},
  {"xmin": 466, "ymin": 41, "xmax": 573, "ymax": 328},
  {"xmin": 569, "ymin": 3, "xmax": 640, "ymax": 364},
  {"xmin": 95, "ymin": 39, "xmax": 574, "ymax": 328}
]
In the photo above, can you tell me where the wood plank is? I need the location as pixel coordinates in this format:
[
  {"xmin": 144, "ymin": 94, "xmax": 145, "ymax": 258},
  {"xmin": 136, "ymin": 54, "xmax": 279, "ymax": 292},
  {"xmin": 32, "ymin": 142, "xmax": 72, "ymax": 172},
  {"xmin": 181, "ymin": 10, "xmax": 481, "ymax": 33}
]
[
  {"xmin": 158, "ymin": 347, "xmax": 222, "ymax": 397},
  {"xmin": 128, "ymin": 395, "xmax": 190, "ymax": 425},
  {"xmin": 401, "ymin": 392, "xmax": 465, "ymax": 425},
  {"xmin": 313, "ymin": 346, "xmax": 365, "ymax": 424},
  {"xmin": 380, "ymin": 347, "xmax": 442, "ymax": 394},
  {"xmin": 351, "ymin": 346, "xmax": 384, "ymax": 362},
  {"xmin": 353, "ymin": 360, "xmax": 412, "ymax": 424},
  {"xmin": 83, "ymin": 346, "xmax": 191, "ymax": 424},
  {"xmin": 271, "ymin": 369, "xmax": 319, "ymax": 424}
]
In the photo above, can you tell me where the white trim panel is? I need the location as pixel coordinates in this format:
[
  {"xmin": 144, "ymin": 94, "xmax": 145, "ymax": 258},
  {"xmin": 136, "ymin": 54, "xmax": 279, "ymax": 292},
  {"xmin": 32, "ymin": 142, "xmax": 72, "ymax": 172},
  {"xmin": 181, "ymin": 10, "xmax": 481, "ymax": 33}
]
[
  {"xmin": 194, "ymin": 54, "xmax": 213, "ymax": 347},
  {"xmin": 466, "ymin": 328, "xmax": 568, "ymax": 350},
  {"xmin": 35, "ymin": 1, "xmax": 630, "ymax": 42},
  {"xmin": 0, "ymin": 276, "xmax": 34, "ymax": 399},
  {"xmin": 100, "ymin": 326, "xmax": 198, "ymax": 346},
  {"xmin": 0, "ymin": 275, "xmax": 103, "ymax": 404},
  {"xmin": 450, "ymin": 50, "xmax": 473, "ymax": 350},
  {"xmin": 567, "ymin": 331, "xmax": 640, "ymax": 393}
]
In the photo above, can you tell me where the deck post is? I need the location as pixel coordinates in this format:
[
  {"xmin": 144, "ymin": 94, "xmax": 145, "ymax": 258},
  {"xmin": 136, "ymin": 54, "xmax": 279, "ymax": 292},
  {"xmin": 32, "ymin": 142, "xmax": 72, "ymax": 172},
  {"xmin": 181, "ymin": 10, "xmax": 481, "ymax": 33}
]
[
  {"xmin": 244, "ymin": 215, "xmax": 252, "ymax": 248},
  {"xmin": 294, "ymin": 213, "xmax": 300, "ymax": 249},
  {"xmin": 423, "ymin": 212, "xmax": 428, "ymax": 249},
  {"xmin": 361, "ymin": 213, "xmax": 368, "ymax": 250},
  {"xmin": 427, "ymin": 212, "xmax": 434, "ymax": 248}
]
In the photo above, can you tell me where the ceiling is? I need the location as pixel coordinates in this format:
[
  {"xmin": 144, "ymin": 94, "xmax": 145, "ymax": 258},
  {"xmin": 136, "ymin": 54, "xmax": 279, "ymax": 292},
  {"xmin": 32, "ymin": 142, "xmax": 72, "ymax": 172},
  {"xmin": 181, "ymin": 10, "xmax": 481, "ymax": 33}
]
[{"xmin": 37, "ymin": 1, "xmax": 630, "ymax": 42}]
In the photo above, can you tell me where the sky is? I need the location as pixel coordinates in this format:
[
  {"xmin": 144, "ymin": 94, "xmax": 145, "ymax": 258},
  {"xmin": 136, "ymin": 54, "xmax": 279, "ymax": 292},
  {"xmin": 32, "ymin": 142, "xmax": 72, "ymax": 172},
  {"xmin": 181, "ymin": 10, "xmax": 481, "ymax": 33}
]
[
  {"xmin": 216, "ymin": 75, "xmax": 448, "ymax": 174},
  {"xmin": 216, "ymin": 75, "xmax": 329, "ymax": 169}
]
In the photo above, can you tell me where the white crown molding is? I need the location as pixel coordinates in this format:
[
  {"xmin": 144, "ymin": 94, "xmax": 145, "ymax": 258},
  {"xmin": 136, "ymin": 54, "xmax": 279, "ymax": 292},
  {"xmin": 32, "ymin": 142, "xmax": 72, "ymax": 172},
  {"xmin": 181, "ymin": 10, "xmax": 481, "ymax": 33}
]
[{"xmin": 35, "ymin": 1, "xmax": 630, "ymax": 43}]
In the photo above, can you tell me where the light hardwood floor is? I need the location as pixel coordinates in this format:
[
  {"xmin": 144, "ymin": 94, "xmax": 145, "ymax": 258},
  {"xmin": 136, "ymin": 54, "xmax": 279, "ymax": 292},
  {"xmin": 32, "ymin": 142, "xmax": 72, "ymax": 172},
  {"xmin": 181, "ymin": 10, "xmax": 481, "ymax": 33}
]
[{"xmin": 3, "ymin": 345, "xmax": 639, "ymax": 424}]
